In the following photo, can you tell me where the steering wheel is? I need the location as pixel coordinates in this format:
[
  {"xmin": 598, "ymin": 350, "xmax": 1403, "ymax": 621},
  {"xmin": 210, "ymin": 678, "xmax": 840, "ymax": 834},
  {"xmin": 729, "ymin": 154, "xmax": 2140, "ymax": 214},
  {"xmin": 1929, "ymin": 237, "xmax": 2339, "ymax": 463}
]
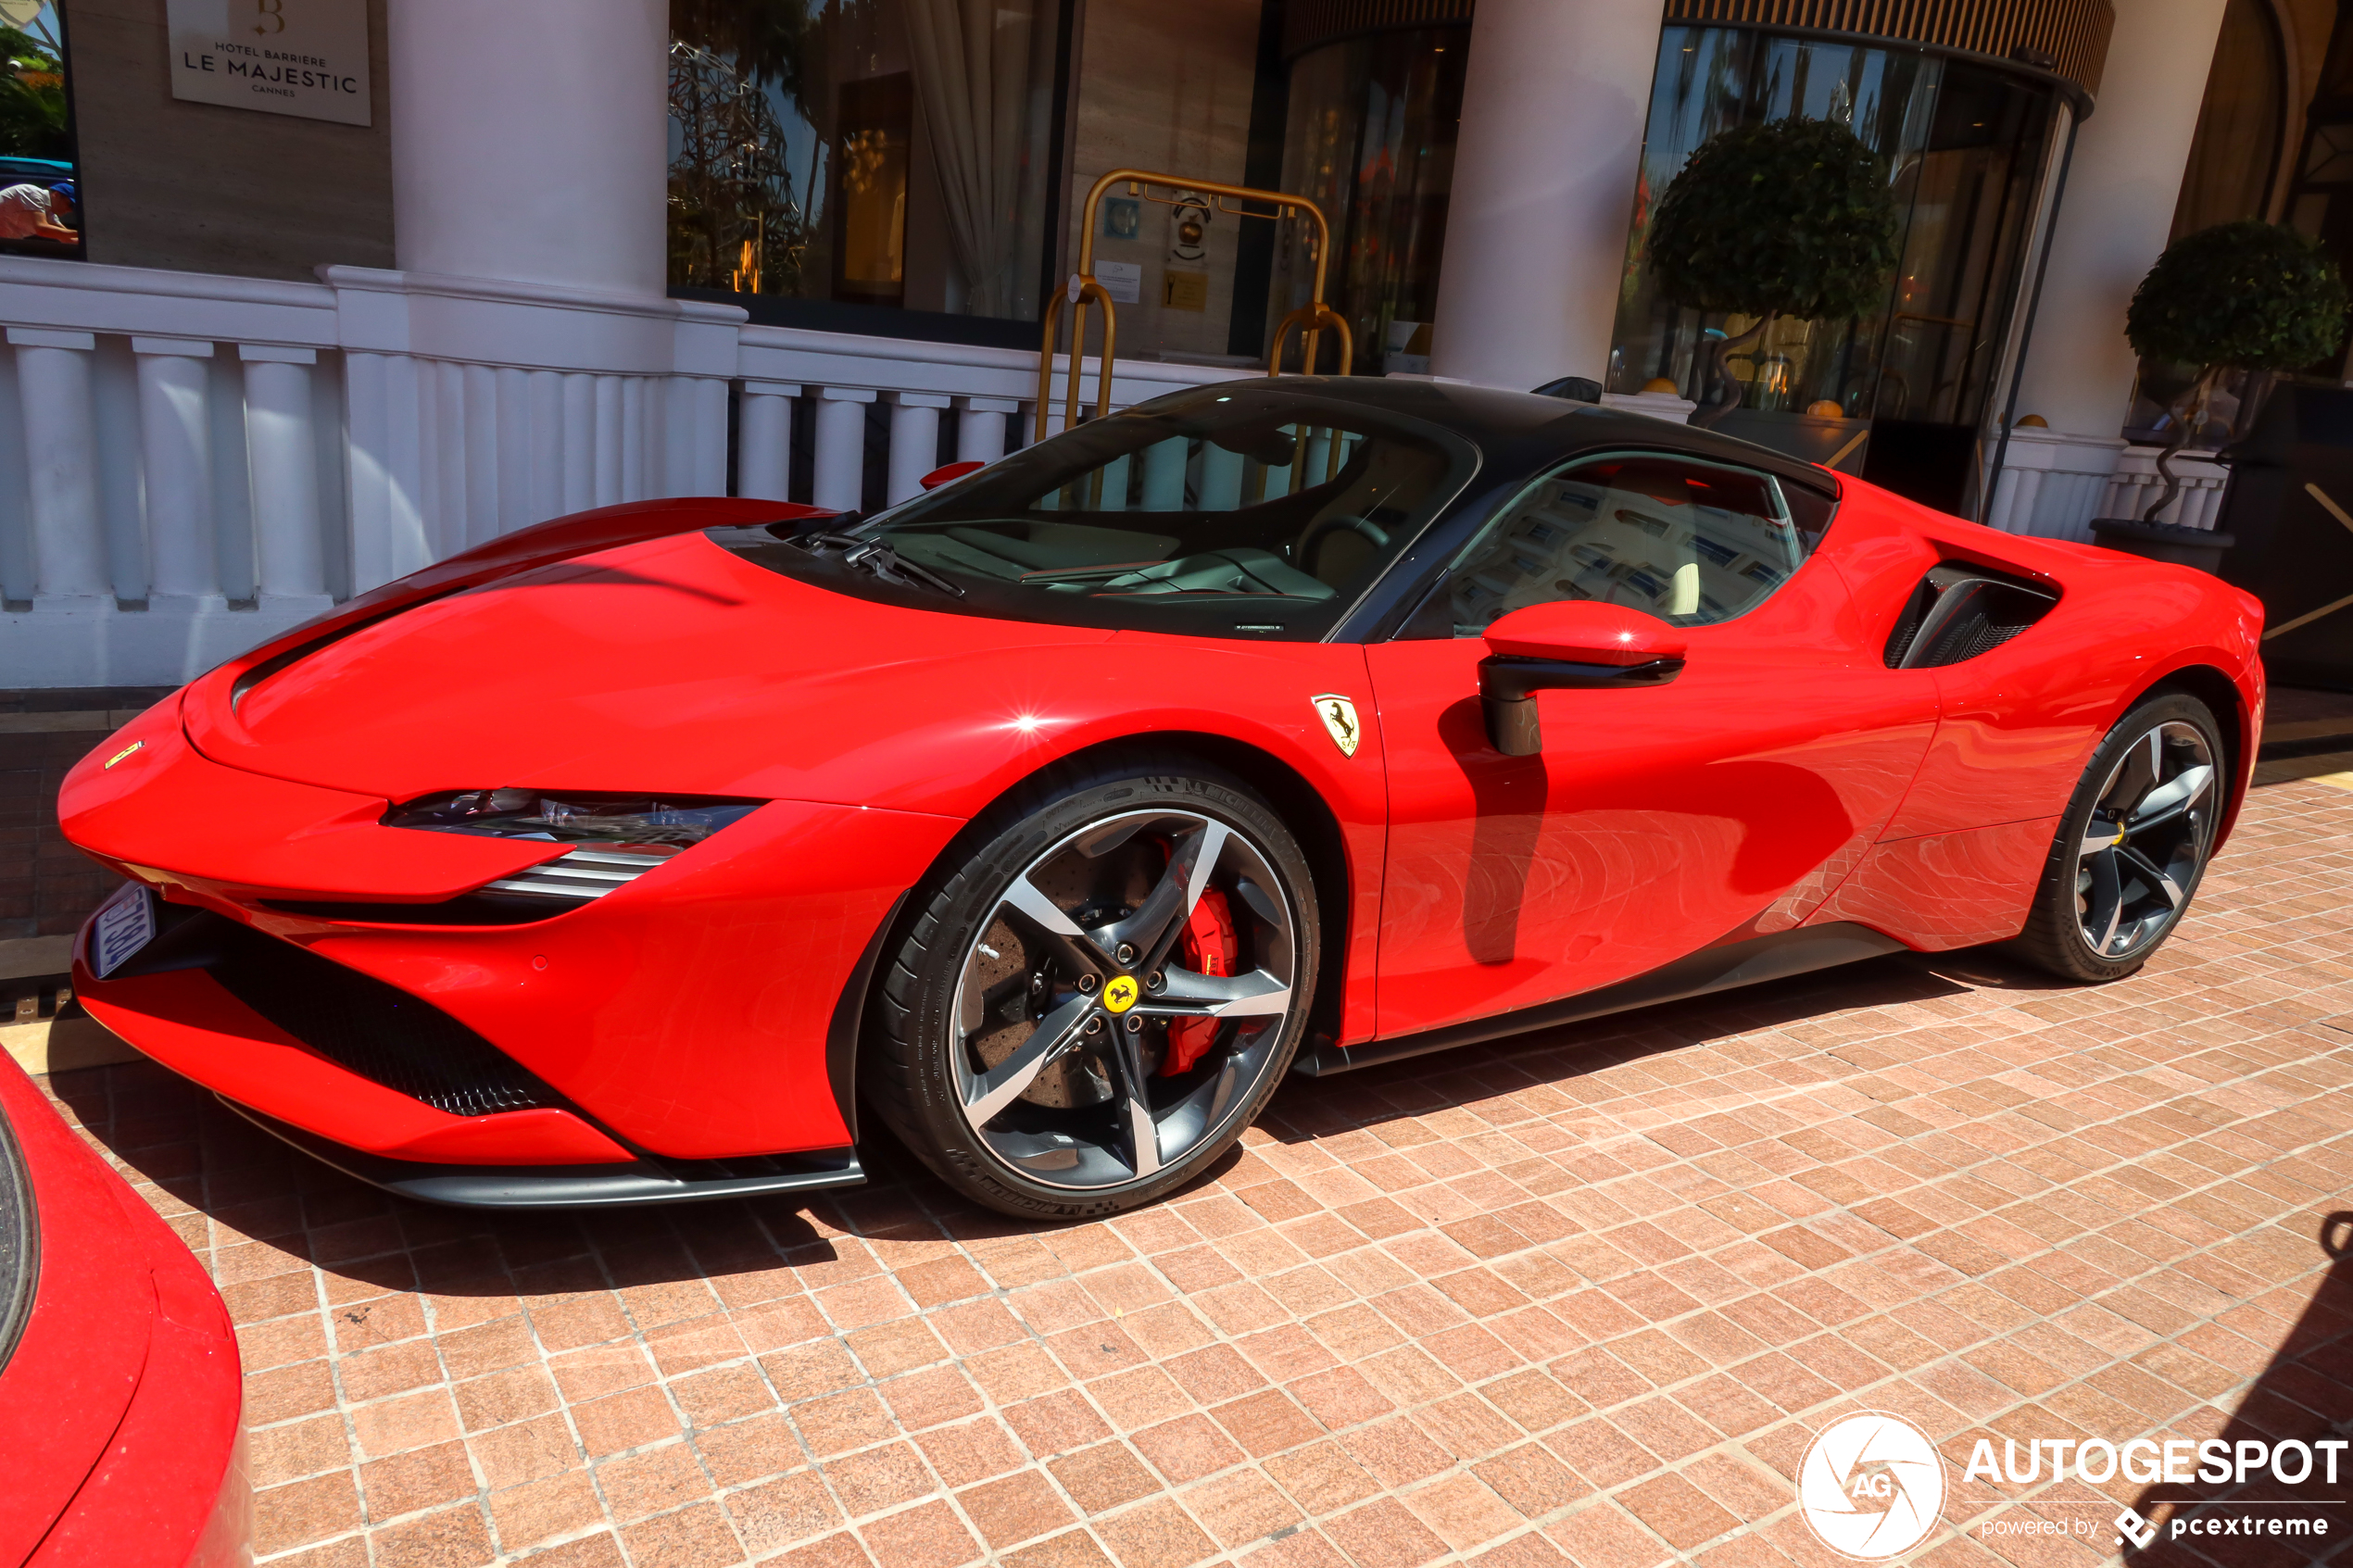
[{"xmin": 1296, "ymin": 514, "xmax": 1390, "ymax": 578}]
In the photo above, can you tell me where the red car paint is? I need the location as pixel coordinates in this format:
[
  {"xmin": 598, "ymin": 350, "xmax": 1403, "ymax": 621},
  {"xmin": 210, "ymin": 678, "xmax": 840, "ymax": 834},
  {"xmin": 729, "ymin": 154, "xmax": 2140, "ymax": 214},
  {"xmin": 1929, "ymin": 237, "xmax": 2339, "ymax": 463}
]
[
  {"xmin": 0, "ymin": 1055, "xmax": 247, "ymax": 1567},
  {"xmin": 55, "ymin": 445, "xmax": 2262, "ymax": 1190}
]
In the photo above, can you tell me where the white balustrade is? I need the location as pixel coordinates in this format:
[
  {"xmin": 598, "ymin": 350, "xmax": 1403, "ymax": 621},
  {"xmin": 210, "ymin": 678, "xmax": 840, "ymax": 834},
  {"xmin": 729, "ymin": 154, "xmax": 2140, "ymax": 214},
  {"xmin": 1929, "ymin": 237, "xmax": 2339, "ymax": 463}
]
[
  {"xmin": 886, "ymin": 391, "xmax": 950, "ymax": 505},
  {"xmin": 8, "ymin": 327, "xmax": 107, "ymax": 611},
  {"xmin": 1597, "ymin": 389, "xmax": 1697, "ymax": 423},
  {"xmin": 0, "ymin": 254, "xmax": 1252, "ymax": 685},
  {"xmin": 2101, "ymin": 445, "xmax": 2232, "ymax": 531},
  {"xmin": 1982, "ymin": 426, "xmax": 2236, "ymax": 540},
  {"xmin": 1981, "ymin": 427, "xmax": 2126, "ymax": 541},
  {"xmin": 956, "ymin": 396, "xmax": 1016, "ymax": 464},
  {"xmin": 240, "ymin": 345, "xmax": 333, "ymax": 610},
  {"xmin": 132, "ymin": 337, "xmax": 224, "ymax": 609},
  {"xmin": 736, "ymin": 381, "xmax": 798, "ymax": 502},
  {"xmin": 811, "ymin": 388, "xmax": 875, "ymax": 513}
]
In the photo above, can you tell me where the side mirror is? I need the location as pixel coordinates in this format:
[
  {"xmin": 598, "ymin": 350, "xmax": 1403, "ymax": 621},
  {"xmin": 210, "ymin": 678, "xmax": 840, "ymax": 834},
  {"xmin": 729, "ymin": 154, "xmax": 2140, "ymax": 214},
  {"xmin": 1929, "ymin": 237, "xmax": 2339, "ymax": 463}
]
[
  {"xmin": 1478, "ymin": 602, "xmax": 1687, "ymax": 756},
  {"xmin": 921, "ymin": 459, "xmax": 986, "ymax": 491}
]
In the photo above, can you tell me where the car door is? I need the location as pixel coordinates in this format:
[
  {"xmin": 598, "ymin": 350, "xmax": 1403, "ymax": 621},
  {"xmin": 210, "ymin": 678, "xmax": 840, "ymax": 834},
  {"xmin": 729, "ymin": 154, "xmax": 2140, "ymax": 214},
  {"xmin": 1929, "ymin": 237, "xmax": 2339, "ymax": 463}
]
[{"xmin": 1363, "ymin": 450, "xmax": 1940, "ymax": 1040}]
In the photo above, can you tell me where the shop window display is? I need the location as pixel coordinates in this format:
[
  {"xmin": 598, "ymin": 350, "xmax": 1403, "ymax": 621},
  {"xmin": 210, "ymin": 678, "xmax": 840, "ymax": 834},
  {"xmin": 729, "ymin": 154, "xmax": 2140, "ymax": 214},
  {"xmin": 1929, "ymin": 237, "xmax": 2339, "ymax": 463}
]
[{"xmin": 668, "ymin": 0, "xmax": 1063, "ymax": 330}]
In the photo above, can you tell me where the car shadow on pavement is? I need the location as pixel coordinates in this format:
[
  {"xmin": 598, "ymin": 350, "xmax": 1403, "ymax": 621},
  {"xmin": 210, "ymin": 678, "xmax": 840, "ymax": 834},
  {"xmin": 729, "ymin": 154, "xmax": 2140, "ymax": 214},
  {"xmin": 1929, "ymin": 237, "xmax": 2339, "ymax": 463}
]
[
  {"xmin": 43, "ymin": 940, "xmax": 2065, "ymax": 1299},
  {"xmin": 43, "ymin": 1042, "xmax": 1266, "ymax": 1315},
  {"xmin": 1260, "ymin": 947, "xmax": 1985, "ymax": 1143},
  {"xmin": 2115, "ymin": 1210, "xmax": 2353, "ymax": 1568}
]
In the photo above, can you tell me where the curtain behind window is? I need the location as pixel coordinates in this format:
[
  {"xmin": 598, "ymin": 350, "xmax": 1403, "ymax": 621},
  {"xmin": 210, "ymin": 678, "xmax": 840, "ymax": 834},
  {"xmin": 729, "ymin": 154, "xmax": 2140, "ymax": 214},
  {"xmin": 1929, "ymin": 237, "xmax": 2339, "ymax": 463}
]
[{"xmin": 903, "ymin": 0, "xmax": 1051, "ymax": 317}]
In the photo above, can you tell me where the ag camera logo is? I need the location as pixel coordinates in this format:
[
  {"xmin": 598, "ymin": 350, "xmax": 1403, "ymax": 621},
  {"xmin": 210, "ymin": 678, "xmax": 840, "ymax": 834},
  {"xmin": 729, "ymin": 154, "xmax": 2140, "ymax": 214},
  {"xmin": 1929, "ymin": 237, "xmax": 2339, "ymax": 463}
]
[{"xmin": 1798, "ymin": 1412, "xmax": 1947, "ymax": 1560}]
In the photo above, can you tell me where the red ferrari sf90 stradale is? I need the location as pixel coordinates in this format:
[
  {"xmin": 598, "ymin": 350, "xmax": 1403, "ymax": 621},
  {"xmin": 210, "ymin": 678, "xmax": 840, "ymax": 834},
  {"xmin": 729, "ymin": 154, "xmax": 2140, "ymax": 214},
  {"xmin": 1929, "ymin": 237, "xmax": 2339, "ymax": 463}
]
[{"xmin": 61, "ymin": 379, "xmax": 2262, "ymax": 1218}]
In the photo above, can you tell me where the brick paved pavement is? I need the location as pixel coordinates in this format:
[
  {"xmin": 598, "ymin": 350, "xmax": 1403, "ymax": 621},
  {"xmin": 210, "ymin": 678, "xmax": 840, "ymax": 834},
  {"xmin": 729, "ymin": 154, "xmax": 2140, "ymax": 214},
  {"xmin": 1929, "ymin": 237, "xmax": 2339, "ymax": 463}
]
[{"xmin": 32, "ymin": 765, "xmax": 2353, "ymax": 1568}]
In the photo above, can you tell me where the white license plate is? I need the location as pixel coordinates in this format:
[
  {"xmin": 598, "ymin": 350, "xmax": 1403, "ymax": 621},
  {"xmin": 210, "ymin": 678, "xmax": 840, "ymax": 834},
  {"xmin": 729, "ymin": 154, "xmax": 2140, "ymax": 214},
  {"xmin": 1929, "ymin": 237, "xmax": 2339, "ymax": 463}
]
[{"xmin": 91, "ymin": 883, "xmax": 157, "ymax": 980}]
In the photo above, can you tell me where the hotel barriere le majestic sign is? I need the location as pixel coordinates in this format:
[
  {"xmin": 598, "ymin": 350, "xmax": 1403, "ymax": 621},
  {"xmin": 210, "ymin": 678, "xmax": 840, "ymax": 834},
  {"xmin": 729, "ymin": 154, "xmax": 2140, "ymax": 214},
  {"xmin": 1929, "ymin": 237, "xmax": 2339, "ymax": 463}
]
[{"xmin": 167, "ymin": 0, "xmax": 371, "ymax": 126}]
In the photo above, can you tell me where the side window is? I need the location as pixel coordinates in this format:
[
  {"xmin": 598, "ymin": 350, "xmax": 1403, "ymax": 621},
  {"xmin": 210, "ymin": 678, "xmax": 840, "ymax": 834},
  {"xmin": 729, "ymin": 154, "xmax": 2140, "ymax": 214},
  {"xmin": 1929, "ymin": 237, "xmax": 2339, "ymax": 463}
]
[{"xmin": 1409, "ymin": 453, "xmax": 1819, "ymax": 638}]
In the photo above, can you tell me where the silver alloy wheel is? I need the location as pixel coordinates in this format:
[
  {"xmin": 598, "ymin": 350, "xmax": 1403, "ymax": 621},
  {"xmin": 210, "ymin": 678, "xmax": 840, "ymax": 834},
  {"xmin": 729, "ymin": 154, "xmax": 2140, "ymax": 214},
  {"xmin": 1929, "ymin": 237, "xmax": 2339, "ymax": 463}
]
[
  {"xmin": 2076, "ymin": 720, "xmax": 2218, "ymax": 960},
  {"xmin": 950, "ymin": 808, "xmax": 1298, "ymax": 1190}
]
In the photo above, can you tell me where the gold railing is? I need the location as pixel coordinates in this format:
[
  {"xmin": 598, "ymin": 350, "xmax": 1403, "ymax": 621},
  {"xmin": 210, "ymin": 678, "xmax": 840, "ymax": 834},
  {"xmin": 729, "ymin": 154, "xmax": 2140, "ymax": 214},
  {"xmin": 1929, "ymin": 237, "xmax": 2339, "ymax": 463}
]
[{"xmin": 1036, "ymin": 169, "xmax": 1342, "ymax": 444}]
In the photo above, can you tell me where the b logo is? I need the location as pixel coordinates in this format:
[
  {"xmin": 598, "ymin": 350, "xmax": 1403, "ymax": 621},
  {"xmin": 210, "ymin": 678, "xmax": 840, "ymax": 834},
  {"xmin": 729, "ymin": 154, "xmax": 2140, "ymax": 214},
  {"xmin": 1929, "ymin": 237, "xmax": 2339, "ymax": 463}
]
[
  {"xmin": 1796, "ymin": 1412, "xmax": 1944, "ymax": 1560},
  {"xmin": 1102, "ymin": 975, "xmax": 1139, "ymax": 1012}
]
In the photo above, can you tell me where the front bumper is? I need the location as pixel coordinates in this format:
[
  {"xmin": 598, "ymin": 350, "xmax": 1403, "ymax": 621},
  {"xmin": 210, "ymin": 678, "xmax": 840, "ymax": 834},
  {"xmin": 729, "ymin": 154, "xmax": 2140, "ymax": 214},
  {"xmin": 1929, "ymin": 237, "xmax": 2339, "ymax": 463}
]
[{"xmin": 63, "ymin": 701, "xmax": 964, "ymax": 1181}]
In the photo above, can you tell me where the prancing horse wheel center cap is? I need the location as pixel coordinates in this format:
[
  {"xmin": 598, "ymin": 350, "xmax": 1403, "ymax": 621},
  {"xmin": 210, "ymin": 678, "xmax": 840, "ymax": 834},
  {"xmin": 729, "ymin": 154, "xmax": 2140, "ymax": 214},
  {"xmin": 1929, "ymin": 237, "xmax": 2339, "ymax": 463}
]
[{"xmin": 1102, "ymin": 975, "xmax": 1139, "ymax": 1012}]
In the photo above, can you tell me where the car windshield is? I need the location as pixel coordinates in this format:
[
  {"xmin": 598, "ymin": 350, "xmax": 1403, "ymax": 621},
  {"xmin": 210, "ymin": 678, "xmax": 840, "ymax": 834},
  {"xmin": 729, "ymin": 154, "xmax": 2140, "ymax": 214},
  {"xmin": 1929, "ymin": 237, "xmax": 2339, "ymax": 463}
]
[{"xmin": 726, "ymin": 385, "xmax": 1478, "ymax": 640}]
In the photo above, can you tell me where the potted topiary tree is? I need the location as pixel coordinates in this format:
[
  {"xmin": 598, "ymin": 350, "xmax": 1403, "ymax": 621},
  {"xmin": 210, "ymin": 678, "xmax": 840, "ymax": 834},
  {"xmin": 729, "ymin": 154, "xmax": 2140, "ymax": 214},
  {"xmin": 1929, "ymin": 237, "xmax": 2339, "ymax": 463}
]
[
  {"xmin": 1645, "ymin": 118, "xmax": 1901, "ymax": 429},
  {"xmin": 2091, "ymin": 220, "xmax": 2348, "ymax": 570}
]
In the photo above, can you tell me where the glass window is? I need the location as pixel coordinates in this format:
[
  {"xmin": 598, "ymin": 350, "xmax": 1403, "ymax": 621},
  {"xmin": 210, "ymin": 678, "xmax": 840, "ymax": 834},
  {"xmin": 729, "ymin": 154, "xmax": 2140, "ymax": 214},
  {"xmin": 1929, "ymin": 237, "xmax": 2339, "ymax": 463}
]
[
  {"xmin": 1608, "ymin": 28, "xmax": 2067, "ymax": 516},
  {"xmin": 1410, "ymin": 454, "xmax": 1816, "ymax": 639},
  {"xmin": 716, "ymin": 385, "xmax": 1477, "ymax": 641},
  {"xmin": 2133, "ymin": 0, "xmax": 2290, "ymax": 446},
  {"xmin": 668, "ymin": 0, "xmax": 1062, "ymax": 322},
  {"xmin": 0, "ymin": 3, "xmax": 79, "ymax": 260},
  {"xmin": 1272, "ymin": 27, "xmax": 1466, "ymax": 375}
]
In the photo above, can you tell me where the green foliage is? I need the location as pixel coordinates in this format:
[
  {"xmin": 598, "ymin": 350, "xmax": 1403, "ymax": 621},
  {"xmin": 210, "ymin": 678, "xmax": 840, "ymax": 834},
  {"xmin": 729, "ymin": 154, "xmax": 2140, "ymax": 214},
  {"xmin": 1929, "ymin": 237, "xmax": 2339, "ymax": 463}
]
[
  {"xmin": 1647, "ymin": 118, "xmax": 1900, "ymax": 321},
  {"xmin": 2125, "ymin": 220, "xmax": 2348, "ymax": 372},
  {"xmin": 0, "ymin": 25, "xmax": 69, "ymax": 162}
]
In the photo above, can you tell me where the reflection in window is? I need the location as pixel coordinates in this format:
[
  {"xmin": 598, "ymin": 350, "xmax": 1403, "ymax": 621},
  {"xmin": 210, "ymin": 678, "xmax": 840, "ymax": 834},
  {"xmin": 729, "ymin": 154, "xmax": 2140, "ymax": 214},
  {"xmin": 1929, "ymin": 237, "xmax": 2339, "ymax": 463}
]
[
  {"xmin": 1609, "ymin": 28, "xmax": 2066, "ymax": 515},
  {"xmin": 667, "ymin": 0, "xmax": 1062, "ymax": 321},
  {"xmin": 849, "ymin": 388, "xmax": 1469, "ymax": 639},
  {"xmin": 1274, "ymin": 27, "xmax": 1466, "ymax": 374},
  {"xmin": 2133, "ymin": 0, "xmax": 2289, "ymax": 445},
  {"xmin": 1430, "ymin": 456, "xmax": 1812, "ymax": 637},
  {"xmin": 0, "ymin": 2, "xmax": 78, "ymax": 260},
  {"xmin": 834, "ymin": 72, "xmax": 911, "ymax": 304}
]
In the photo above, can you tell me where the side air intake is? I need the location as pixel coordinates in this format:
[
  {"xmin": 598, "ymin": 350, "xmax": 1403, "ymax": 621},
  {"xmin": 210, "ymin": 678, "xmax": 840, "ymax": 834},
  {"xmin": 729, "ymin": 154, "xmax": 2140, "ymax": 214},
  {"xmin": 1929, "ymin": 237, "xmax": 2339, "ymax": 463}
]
[
  {"xmin": 205, "ymin": 921, "xmax": 560, "ymax": 1117},
  {"xmin": 1883, "ymin": 563, "xmax": 2057, "ymax": 670}
]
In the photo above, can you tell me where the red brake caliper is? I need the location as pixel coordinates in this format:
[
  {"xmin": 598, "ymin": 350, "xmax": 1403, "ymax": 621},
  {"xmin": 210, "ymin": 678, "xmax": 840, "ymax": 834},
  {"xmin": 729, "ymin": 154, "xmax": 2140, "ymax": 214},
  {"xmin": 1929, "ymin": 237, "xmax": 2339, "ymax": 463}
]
[{"xmin": 1164, "ymin": 886, "xmax": 1237, "ymax": 1074}]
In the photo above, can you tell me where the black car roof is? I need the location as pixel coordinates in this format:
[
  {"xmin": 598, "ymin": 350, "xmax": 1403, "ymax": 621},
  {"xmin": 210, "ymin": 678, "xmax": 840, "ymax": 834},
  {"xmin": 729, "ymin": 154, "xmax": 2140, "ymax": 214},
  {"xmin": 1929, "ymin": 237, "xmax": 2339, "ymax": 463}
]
[{"xmin": 1211, "ymin": 375, "xmax": 1843, "ymax": 501}]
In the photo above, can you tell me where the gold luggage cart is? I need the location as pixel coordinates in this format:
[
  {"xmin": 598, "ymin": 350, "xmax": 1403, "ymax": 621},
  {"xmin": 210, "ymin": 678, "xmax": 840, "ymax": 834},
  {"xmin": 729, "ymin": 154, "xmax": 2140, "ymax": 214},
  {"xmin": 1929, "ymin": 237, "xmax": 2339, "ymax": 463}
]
[{"xmin": 1035, "ymin": 169, "xmax": 1351, "ymax": 444}]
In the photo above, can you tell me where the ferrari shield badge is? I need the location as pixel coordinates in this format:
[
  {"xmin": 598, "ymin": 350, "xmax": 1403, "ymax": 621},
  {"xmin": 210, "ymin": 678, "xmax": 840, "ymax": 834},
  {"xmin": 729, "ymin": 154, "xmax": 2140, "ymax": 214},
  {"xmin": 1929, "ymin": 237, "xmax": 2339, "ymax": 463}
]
[{"xmin": 1312, "ymin": 694, "xmax": 1361, "ymax": 758}]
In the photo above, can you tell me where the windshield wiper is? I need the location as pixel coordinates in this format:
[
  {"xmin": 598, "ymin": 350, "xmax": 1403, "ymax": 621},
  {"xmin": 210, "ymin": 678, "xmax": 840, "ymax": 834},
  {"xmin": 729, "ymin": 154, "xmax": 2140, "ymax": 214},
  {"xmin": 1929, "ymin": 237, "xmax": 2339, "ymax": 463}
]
[{"xmin": 799, "ymin": 532, "xmax": 966, "ymax": 599}]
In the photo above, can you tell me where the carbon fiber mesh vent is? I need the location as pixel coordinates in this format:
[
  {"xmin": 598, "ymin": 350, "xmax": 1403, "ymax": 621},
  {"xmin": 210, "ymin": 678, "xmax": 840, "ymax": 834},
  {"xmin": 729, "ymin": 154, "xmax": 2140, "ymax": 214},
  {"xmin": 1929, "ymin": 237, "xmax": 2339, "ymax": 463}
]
[
  {"xmin": 1921, "ymin": 612, "xmax": 2032, "ymax": 666},
  {"xmin": 208, "ymin": 926, "xmax": 556, "ymax": 1117},
  {"xmin": 1884, "ymin": 566, "xmax": 2056, "ymax": 669}
]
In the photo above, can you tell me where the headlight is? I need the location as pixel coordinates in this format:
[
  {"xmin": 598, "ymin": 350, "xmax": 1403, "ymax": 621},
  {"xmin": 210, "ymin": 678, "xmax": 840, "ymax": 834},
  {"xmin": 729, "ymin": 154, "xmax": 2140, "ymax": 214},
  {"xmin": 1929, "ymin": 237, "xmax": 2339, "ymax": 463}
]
[{"xmin": 384, "ymin": 790, "xmax": 763, "ymax": 901}]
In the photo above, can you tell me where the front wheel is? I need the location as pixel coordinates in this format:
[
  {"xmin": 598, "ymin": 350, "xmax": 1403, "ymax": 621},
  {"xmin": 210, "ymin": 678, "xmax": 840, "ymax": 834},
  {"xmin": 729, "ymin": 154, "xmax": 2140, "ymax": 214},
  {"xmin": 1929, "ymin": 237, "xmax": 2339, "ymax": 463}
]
[
  {"xmin": 2010, "ymin": 692, "xmax": 2225, "ymax": 982},
  {"xmin": 864, "ymin": 758, "xmax": 1319, "ymax": 1218}
]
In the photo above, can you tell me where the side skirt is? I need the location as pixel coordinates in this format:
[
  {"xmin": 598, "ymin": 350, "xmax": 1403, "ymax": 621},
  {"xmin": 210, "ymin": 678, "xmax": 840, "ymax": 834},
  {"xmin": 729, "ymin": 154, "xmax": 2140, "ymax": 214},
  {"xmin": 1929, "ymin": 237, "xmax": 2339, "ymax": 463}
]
[
  {"xmin": 225, "ymin": 1101, "xmax": 866, "ymax": 1210},
  {"xmin": 1292, "ymin": 922, "xmax": 1906, "ymax": 1077}
]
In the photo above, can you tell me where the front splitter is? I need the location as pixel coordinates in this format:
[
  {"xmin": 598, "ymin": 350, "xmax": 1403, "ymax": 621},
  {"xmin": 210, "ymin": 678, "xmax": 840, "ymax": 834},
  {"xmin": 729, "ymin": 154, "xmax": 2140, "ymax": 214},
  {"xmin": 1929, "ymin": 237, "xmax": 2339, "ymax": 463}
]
[{"xmin": 223, "ymin": 1100, "xmax": 865, "ymax": 1209}]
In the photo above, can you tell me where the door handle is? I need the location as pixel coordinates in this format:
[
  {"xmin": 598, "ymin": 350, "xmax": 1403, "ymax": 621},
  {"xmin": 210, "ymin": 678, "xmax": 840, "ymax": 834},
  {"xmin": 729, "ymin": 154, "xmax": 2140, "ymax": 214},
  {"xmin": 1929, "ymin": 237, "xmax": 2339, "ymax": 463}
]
[{"xmin": 1477, "ymin": 655, "xmax": 1685, "ymax": 756}]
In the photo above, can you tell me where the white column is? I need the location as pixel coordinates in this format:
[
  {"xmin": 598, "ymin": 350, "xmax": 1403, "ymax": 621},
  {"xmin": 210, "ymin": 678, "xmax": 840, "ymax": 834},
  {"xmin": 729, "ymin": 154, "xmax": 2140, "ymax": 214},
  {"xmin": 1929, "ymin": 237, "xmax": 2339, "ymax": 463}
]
[
  {"xmin": 9, "ymin": 328, "xmax": 108, "ymax": 608},
  {"xmin": 241, "ymin": 345, "xmax": 333, "ymax": 609},
  {"xmin": 1428, "ymin": 0, "xmax": 1661, "ymax": 390},
  {"xmin": 2010, "ymin": 0, "xmax": 2231, "ymax": 447},
  {"xmin": 812, "ymin": 387, "xmax": 875, "ymax": 513},
  {"xmin": 886, "ymin": 391, "xmax": 951, "ymax": 505},
  {"xmin": 956, "ymin": 396, "xmax": 1018, "ymax": 464},
  {"xmin": 132, "ymin": 338, "xmax": 225, "ymax": 610},
  {"xmin": 737, "ymin": 382, "xmax": 800, "ymax": 502},
  {"xmin": 388, "ymin": 0, "xmax": 669, "ymax": 295}
]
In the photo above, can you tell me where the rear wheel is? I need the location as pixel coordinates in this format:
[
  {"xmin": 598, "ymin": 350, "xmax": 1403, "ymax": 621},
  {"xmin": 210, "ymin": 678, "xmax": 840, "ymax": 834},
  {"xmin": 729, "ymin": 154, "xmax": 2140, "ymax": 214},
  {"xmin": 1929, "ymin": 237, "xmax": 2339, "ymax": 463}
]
[
  {"xmin": 2010, "ymin": 692, "xmax": 2225, "ymax": 982},
  {"xmin": 865, "ymin": 757, "xmax": 1318, "ymax": 1218}
]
